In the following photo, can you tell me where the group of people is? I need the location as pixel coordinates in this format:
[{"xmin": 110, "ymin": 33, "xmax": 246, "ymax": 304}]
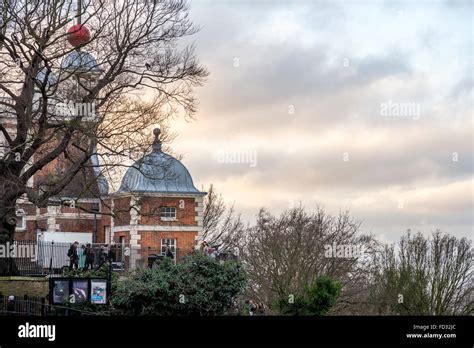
[
  {"xmin": 68, "ymin": 240, "xmax": 228, "ymax": 270},
  {"xmin": 200, "ymin": 241, "xmax": 219, "ymax": 258},
  {"xmin": 199, "ymin": 241, "xmax": 237, "ymax": 261},
  {"xmin": 67, "ymin": 242, "xmax": 115, "ymax": 270}
]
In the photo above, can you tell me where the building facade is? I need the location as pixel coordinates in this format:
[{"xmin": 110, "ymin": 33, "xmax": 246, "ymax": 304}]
[
  {"xmin": 101, "ymin": 128, "xmax": 206, "ymax": 267},
  {"xmin": 0, "ymin": 21, "xmax": 206, "ymax": 267},
  {"xmin": 8, "ymin": 127, "xmax": 206, "ymax": 268}
]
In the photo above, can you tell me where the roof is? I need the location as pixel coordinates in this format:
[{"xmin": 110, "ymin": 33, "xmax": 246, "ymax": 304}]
[
  {"xmin": 60, "ymin": 50, "xmax": 102, "ymax": 74},
  {"xmin": 36, "ymin": 68, "xmax": 58, "ymax": 86},
  {"xmin": 118, "ymin": 129, "xmax": 204, "ymax": 195}
]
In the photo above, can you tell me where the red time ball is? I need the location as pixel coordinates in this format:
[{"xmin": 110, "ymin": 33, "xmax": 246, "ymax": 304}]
[{"xmin": 67, "ymin": 24, "xmax": 91, "ymax": 47}]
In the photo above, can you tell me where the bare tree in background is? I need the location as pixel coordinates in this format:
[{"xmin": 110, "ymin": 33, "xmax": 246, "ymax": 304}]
[
  {"xmin": 201, "ymin": 184, "xmax": 245, "ymax": 252},
  {"xmin": 0, "ymin": 0, "xmax": 207, "ymax": 242},
  {"xmin": 240, "ymin": 206, "xmax": 378, "ymax": 314},
  {"xmin": 367, "ymin": 230, "xmax": 473, "ymax": 315}
]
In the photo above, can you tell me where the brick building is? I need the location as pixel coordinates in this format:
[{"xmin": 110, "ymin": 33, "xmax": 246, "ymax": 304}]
[
  {"xmin": 101, "ymin": 128, "xmax": 206, "ymax": 267},
  {"xmin": 7, "ymin": 126, "xmax": 206, "ymax": 268},
  {"xmin": 1, "ymin": 47, "xmax": 206, "ymax": 269}
]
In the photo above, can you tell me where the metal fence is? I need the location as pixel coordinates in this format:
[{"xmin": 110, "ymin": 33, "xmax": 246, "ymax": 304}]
[
  {"xmin": 0, "ymin": 241, "xmax": 131, "ymax": 276},
  {"xmin": 141, "ymin": 247, "xmax": 176, "ymax": 268},
  {"xmin": 0, "ymin": 295, "xmax": 107, "ymax": 316},
  {"xmin": 0, "ymin": 295, "xmax": 50, "ymax": 316}
]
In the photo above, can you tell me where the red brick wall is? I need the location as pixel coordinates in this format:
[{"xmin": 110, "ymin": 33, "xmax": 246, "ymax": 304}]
[
  {"xmin": 101, "ymin": 198, "xmax": 112, "ymax": 220},
  {"xmin": 36, "ymin": 220, "xmax": 48, "ymax": 231},
  {"xmin": 113, "ymin": 197, "xmax": 131, "ymax": 226},
  {"xmin": 138, "ymin": 231, "xmax": 197, "ymax": 260},
  {"xmin": 97, "ymin": 198, "xmax": 113, "ymax": 243},
  {"xmin": 15, "ymin": 203, "xmax": 38, "ymax": 241},
  {"xmin": 32, "ymin": 133, "xmax": 61, "ymax": 187},
  {"xmin": 95, "ymin": 221, "xmax": 106, "ymax": 243},
  {"xmin": 56, "ymin": 218, "xmax": 95, "ymax": 232},
  {"xmin": 113, "ymin": 231, "xmax": 131, "ymax": 244},
  {"xmin": 14, "ymin": 220, "xmax": 37, "ymax": 241},
  {"xmin": 32, "ymin": 132, "xmax": 100, "ymax": 197},
  {"xmin": 138, "ymin": 197, "xmax": 197, "ymax": 226},
  {"xmin": 17, "ymin": 203, "xmax": 36, "ymax": 215},
  {"xmin": 60, "ymin": 202, "xmax": 98, "ymax": 213}
]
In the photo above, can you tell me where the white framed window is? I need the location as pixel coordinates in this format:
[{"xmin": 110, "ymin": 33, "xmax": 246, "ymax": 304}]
[
  {"xmin": 160, "ymin": 207, "xmax": 176, "ymax": 221},
  {"xmin": 104, "ymin": 226, "xmax": 111, "ymax": 244},
  {"xmin": 161, "ymin": 238, "xmax": 176, "ymax": 259},
  {"xmin": 16, "ymin": 209, "xmax": 26, "ymax": 230}
]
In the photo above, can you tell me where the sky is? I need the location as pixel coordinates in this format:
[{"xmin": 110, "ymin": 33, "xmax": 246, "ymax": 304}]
[{"xmin": 162, "ymin": 0, "xmax": 472, "ymax": 243}]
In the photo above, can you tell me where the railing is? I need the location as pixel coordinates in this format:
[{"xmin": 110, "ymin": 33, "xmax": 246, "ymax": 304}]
[
  {"xmin": 0, "ymin": 295, "xmax": 108, "ymax": 316},
  {"xmin": 142, "ymin": 247, "xmax": 177, "ymax": 268},
  {"xmin": 0, "ymin": 295, "xmax": 50, "ymax": 316},
  {"xmin": 0, "ymin": 241, "xmax": 131, "ymax": 276}
]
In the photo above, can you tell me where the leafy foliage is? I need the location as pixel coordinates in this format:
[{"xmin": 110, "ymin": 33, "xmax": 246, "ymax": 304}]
[
  {"xmin": 111, "ymin": 253, "xmax": 246, "ymax": 315},
  {"xmin": 276, "ymin": 276, "xmax": 341, "ymax": 315},
  {"xmin": 63, "ymin": 264, "xmax": 119, "ymax": 292}
]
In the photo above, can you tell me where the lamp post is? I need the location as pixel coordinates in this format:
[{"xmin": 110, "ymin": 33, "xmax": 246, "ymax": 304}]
[
  {"xmin": 93, "ymin": 211, "xmax": 96, "ymax": 244},
  {"xmin": 77, "ymin": 0, "xmax": 82, "ymax": 25},
  {"xmin": 48, "ymin": 240, "xmax": 54, "ymax": 274},
  {"xmin": 92, "ymin": 202, "xmax": 100, "ymax": 244}
]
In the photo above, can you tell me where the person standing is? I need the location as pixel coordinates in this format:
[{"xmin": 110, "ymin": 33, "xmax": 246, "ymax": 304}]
[
  {"xmin": 7, "ymin": 295, "xmax": 15, "ymax": 315},
  {"xmin": 98, "ymin": 245, "xmax": 108, "ymax": 268},
  {"xmin": 84, "ymin": 243, "xmax": 94, "ymax": 270},
  {"xmin": 79, "ymin": 245, "xmax": 86, "ymax": 269},
  {"xmin": 200, "ymin": 241, "xmax": 208, "ymax": 253},
  {"xmin": 67, "ymin": 242, "xmax": 79, "ymax": 270},
  {"xmin": 108, "ymin": 244, "xmax": 115, "ymax": 262},
  {"xmin": 164, "ymin": 243, "xmax": 174, "ymax": 259}
]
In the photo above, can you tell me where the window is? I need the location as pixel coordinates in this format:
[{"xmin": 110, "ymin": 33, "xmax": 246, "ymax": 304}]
[
  {"xmin": 104, "ymin": 226, "xmax": 111, "ymax": 244},
  {"xmin": 16, "ymin": 209, "xmax": 26, "ymax": 230},
  {"xmin": 119, "ymin": 236, "xmax": 125, "ymax": 245},
  {"xmin": 161, "ymin": 238, "xmax": 176, "ymax": 259},
  {"xmin": 160, "ymin": 207, "xmax": 176, "ymax": 221}
]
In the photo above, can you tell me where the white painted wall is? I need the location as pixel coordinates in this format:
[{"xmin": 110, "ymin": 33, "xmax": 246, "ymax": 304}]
[{"xmin": 37, "ymin": 231, "xmax": 92, "ymax": 244}]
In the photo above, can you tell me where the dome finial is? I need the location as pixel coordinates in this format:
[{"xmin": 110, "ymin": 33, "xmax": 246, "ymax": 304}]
[{"xmin": 152, "ymin": 128, "xmax": 162, "ymax": 152}]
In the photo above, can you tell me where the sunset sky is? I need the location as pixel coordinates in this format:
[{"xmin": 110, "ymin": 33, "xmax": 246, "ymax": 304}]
[{"xmin": 161, "ymin": 0, "xmax": 472, "ymax": 242}]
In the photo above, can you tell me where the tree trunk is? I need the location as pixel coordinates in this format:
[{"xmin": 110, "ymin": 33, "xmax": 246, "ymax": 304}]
[
  {"xmin": 0, "ymin": 198, "xmax": 17, "ymax": 244},
  {"xmin": 0, "ymin": 182, "xmax": 20, "ymax": 275}
]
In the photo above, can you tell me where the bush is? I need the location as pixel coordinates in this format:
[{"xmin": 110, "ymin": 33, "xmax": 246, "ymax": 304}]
[
  {"xmin": 63, "ymin": 264, "xmax": 119, "ymax": 292},
  {"xmin": 111, "ymin": 252, "xmax": 246, "ymax": 315},
  {"xmin": 276, "ymin": 276, "xmax": 341, "ymax": 315}
]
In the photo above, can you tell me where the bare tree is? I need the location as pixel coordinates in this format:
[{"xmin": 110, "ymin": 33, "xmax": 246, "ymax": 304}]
[
  {"xmin": 201, "ymin": 184, "xmax": 245, "ymax": 252},
  {"xmin": 240, "ymin": 206, "xmax": 378, "ymax": 314},
  {"xmin": 367, "ymin": 230, "xmax": 473, "ymax": 315},
  {"xmin": 0, "ymin": 0, "xmax": 207, "ymax": 242}
]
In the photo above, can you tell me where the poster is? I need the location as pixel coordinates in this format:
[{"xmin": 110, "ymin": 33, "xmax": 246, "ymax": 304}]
[
  {"xmin": 72, "ymin": 280, "xmax": 88, "ymax": 303},
  {"xmin": 52, "ymin": 280, "xmax": 69, "ymax": 304},
  {"xmin": 90, "ymin": 280, "xmax": 107, "ymax": 304}
]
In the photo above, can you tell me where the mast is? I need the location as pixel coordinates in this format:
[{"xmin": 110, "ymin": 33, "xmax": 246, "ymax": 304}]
[{"xmin": 77, "ymin": 0, "xmax": 82, "ymax": 25}]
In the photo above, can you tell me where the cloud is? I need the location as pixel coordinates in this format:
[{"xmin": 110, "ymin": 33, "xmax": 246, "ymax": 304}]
[{"xmin": 159, "ymin": 0, "xmax": 474, "ymax": 242}]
